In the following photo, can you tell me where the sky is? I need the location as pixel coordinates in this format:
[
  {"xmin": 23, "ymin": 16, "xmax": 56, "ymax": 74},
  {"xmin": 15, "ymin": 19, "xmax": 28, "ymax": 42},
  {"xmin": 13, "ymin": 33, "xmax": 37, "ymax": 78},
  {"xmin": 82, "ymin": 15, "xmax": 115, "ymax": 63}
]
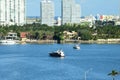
[{"xmin": 26, "ymin": 0, "xmax": 120, "ymax": 17}]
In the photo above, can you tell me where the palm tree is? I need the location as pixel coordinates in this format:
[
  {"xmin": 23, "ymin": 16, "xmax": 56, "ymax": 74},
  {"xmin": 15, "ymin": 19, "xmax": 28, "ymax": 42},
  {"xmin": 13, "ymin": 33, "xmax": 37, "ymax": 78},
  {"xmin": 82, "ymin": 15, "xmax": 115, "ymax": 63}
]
[{"xmin": 108, "ymin": 70, "xmax": 120, "ymax": 80}]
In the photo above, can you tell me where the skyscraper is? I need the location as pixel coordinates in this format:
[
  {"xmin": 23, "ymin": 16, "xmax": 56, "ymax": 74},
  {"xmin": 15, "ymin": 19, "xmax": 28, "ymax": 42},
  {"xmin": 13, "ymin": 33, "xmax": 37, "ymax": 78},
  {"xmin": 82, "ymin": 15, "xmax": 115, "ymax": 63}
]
[
  {"xmin": 40, "ymin": 0, "xmax": 54, "ymax": 26},
  {"xmin": 0, "ymin": 0, "xmax": 26, "ymax": 26},
  {"xmin": 62, "ymin": 0, "xmax": 81, "ymax": 25}
]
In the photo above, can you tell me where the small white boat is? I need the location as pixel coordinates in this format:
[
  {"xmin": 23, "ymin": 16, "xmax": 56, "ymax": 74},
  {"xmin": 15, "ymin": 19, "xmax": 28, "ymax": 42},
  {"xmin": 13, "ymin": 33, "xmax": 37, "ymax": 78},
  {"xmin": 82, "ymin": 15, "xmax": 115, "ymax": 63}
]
[
  {"xmin": 49, "ymin": 49, "xmax": 65, "ymax": 57},
  {"xmin": 73, "ymin": 45, "xmax": 80, "ymax": 50},
  {"xmin": 0, "ymin": 39, "xmax": 16, "ymax": 45},
  {"xmin": 0, "ymin": 32, "xmax": 18, "ymax": 45}
]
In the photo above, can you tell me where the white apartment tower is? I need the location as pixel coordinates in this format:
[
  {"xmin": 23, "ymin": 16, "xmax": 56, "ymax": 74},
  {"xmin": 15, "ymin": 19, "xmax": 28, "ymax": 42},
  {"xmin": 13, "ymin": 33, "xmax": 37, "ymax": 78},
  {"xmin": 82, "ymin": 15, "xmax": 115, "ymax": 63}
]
[
  {"xmin": 0, "ymin": 0, "xmax": 26, "ymax": 26},
  {"xmin": 40, "ymin": 0, "xmax": 54, "ymax": 26},
  {"xmin": 62, "ymin": 0, "xmax": 81, "ymax": 25}
]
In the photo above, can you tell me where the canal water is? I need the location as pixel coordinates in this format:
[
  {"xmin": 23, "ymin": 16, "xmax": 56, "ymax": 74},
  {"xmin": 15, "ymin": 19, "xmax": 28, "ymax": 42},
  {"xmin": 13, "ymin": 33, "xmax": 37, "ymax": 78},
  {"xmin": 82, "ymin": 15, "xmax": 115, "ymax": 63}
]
[{"xmin": 0, "ymin": 43, "xmax": 120, "ymax": 80}]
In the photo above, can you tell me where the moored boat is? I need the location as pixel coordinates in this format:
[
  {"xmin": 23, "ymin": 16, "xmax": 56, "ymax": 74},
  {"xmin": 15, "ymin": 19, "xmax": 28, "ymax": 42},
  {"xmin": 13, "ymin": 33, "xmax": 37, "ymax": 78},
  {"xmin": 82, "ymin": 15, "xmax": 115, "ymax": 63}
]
[
  {"xmin": 0, "ymin": 39, "xmax": 17, "ymax": 45},
  {"xmin": 0, "ymin": 32, "xmax": 19, "ymax": 45}
]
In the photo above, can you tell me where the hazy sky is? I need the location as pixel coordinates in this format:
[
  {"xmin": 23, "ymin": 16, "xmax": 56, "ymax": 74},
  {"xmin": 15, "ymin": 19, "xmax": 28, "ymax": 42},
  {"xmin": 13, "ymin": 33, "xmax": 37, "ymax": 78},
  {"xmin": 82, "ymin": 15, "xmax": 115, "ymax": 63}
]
[{"xmin": 26, "ymin": 0, "xmax": 120, "ymax": 16}]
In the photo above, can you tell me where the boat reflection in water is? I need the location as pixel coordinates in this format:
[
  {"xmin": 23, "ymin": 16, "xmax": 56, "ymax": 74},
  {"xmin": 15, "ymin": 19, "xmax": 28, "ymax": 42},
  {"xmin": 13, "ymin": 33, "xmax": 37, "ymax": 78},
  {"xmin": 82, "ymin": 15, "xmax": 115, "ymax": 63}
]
[{"xmin": 49, "ymin": 49, "xmax": 65, "ymax": 57}]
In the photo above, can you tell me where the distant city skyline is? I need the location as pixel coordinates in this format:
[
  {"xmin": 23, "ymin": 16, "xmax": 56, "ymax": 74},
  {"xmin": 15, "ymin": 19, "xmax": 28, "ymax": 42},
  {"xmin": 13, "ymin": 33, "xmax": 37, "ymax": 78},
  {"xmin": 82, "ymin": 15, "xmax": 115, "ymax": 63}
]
[{"xmin": 27, "ymin": 0, "xmax": 120, "ymax": 17}]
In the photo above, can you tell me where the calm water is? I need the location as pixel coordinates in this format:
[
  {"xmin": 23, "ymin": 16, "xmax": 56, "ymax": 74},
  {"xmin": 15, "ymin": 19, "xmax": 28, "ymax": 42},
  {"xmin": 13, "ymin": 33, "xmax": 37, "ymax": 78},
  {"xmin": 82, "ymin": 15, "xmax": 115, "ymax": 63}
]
[{"xmin": 0, "ymin": 43, "xmax": 120, "ymax": 80}]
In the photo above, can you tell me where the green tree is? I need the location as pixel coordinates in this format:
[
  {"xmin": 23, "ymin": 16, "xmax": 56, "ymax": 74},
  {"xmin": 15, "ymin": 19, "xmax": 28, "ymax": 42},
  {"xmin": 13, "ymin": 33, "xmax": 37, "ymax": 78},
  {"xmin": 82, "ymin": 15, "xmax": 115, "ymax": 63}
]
[
  {"xmin": 35, "ymin": 32, "xmax": 40, "ymax": 40},
  {"xmin": 78, "ymin": 30, "xmax": 92, "ymax": 40}
]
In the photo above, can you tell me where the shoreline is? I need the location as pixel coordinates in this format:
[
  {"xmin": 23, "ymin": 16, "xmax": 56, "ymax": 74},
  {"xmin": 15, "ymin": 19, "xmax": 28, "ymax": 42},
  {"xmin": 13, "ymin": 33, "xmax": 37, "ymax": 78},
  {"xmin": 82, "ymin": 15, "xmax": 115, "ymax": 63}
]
[
  {"xmin": 64, "ymin": 39, "xmax": 120, "ymax": 44},
  {"xmin": 20, "ymin": 39, "xmax": 120, "ymax": 44}
]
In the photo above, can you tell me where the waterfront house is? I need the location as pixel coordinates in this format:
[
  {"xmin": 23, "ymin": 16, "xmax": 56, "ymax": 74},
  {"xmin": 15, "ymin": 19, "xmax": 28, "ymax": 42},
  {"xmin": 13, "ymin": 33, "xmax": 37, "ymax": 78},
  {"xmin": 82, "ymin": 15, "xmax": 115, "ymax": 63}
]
[
  {"xmin": 20, "ymin": 32, "xmax": 28, "ymax": 42},
  {"xmin": 4, "ymin": 32, "xmax": 18, "ymax": 40},
  {"xmin": 63, "ymin": 31, "xmax": 79, "ymax": 40}
]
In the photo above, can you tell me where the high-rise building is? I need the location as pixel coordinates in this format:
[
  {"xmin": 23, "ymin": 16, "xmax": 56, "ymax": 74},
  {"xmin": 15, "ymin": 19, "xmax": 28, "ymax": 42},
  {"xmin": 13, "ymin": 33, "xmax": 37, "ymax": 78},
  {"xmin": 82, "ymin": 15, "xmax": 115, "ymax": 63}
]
[
  {"xmin": 40, "ymin": 0, "xmax": 54, "ymax": 26},
  {"xmin": 62, "ymin": 0, "xmax": 81, "ymax": 25},
  {"xmin": 0, "ymin": 0, "xmax": 26, "ymax": 26}
]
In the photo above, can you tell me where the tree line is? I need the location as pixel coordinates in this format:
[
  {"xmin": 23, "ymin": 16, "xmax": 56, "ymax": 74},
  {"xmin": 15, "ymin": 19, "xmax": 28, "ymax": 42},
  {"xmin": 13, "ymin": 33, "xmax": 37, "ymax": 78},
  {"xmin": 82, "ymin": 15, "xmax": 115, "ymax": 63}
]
[{"xmin": 0, "ymin": 23, "xmax": 120, "ymax": 40}]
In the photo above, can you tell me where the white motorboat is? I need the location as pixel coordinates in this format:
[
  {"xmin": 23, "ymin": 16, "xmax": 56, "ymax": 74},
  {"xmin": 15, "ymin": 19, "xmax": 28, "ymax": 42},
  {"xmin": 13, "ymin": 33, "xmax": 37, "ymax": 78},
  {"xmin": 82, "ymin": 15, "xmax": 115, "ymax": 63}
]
[
  {"xmin": 73, "ymin": 45, "xmax": 80, "ymax": 50},
  {"xmin": 49, "ymin": 49, "xmax": 65, "ymax": 57},
  {"xmin": 0, "ymin": 32, "xmax": 18, "ymax": 45},
  {"xmin": 0, "ymin": 39, "xmax": 16, "ymax": 45}
]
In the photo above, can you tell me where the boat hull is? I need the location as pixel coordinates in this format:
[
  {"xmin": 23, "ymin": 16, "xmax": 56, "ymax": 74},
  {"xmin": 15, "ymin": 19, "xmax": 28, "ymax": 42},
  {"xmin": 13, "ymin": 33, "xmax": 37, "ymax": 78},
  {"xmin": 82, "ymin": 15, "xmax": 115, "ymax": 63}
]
[
  {"xmin": 49, "ymin": 53, "xmax": 62, "ymax": 57},
  {"xmin": 73, "ymin": 46, "xmax": 80, "ymax": 49},
  {"xmin": 49, "ymin": 52, "xmax": 65, "ymax": 57},
  {"xmin": 0, "ymin": 40, "xmax": 16, "ymax": 45}
]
